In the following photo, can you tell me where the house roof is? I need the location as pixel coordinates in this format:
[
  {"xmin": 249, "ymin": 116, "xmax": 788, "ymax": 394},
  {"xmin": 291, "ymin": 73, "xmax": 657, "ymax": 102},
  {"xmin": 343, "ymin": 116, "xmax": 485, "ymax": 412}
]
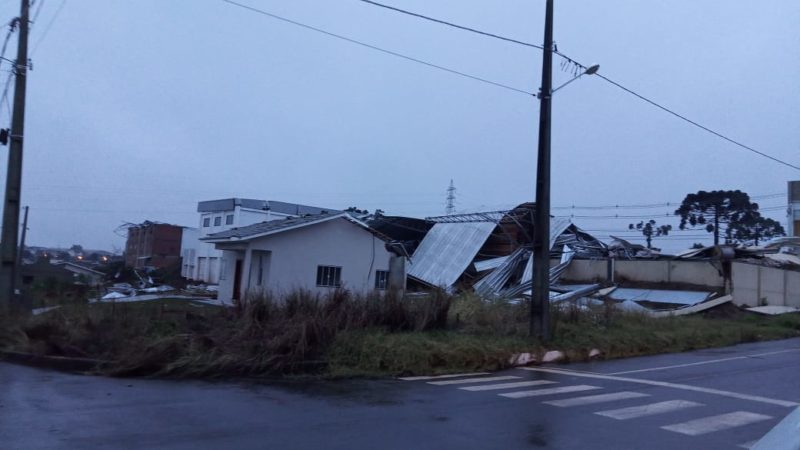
[
  {"xmin": 201, "ymin": 213, "xmax": 390, "ymax": 243},
  {"xmin": 197, "ymin": 198, "xmax": 337, "ymax": 216}
]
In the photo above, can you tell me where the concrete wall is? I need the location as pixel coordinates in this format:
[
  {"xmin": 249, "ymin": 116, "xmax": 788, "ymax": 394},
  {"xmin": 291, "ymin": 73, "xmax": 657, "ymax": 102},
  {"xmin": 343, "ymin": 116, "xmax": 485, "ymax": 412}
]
[
  {"xmin": 216, "ymin": 218, "xmax": 393, "ymax": 302},
  {"xmin": 562, "ymin": 259, "xmax": 724, "ymax": 287},
  {"xmin": 731, "ymin": 262, "xmax": 800, "ymax": 307}
]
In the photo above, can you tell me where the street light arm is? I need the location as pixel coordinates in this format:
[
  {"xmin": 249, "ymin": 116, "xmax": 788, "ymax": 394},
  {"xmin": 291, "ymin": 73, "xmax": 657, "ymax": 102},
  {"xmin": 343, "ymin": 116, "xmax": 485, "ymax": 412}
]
[{"xmin": 548, "ymin": 64, "xmax": 600, "ymax": 95}]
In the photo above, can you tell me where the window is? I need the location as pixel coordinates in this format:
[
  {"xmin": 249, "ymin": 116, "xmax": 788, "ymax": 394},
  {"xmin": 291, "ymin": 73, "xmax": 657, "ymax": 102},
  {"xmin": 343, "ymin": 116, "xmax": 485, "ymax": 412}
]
[
  {"xmin": 214, "ymin": 216, "xmax": 222, "ymax": 226},
  {"xmin": 375, "ymin": 270, "xmax": 389, "ymax": 290},
  {"xmin": 226, "ymin": 214, "xmax": 234, "ymax": 225},
  {"xmin": 203, "ymin": 217, "xmax": 210, "ymax": 227},
  {"xmin": 316, "ymin": 265, "xmax": 342, "ymax": 287}
]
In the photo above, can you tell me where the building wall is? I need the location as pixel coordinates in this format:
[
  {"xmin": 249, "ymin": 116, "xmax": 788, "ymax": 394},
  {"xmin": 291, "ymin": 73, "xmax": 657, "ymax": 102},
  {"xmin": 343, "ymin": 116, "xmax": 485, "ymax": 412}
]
[
  {"xmin": 125, "ymin": 223, "xmax": 183, "ymax": 270},
  {"xmin": 789, "ymin": 181, "xmax": 800, "ymax": 237},
  {"xmin": 216, "ymin": 218, "xmax": 393, "ymax": 302},
  {"xmin": 182, "ymin": 207, "xmax": 292, "ymax": 283},
  {"xmin": 731, "ymin": 262, "xmax": 800, "ymax": 307},
  {"xmin": 562, "ymin": 259, "xmax": 724, "ymax": 287}
]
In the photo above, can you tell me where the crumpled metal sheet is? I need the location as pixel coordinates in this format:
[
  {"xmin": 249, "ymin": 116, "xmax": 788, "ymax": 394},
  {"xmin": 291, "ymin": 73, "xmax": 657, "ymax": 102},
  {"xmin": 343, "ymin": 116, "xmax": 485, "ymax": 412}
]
[
  {"xmin": 474, "ymin": 255, "xmax": 509, "ymax": 273},
  {"xmin": 473, "ymin": 247, "xmax": 529, "ymax": 297},
  {"xmin": 608, "ymin": 288, "xmax": 711, "ymax": 306},
  {"xmin": 407, "ymin": 221, "xmax": 497, "ymax": 288}
]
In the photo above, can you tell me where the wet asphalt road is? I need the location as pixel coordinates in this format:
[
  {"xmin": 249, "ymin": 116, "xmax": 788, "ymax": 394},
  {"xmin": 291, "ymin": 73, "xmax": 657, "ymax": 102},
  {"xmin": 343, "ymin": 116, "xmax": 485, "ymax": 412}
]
[{"xmin": 1, "ymin": 338, "xmax": 799, "ymax": 450}]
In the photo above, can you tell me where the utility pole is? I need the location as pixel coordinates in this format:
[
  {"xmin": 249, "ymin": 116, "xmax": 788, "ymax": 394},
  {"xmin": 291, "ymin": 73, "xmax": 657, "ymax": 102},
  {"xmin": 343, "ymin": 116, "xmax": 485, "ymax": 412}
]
[
  {"xmin": 530, "ymin": 0, "xmax": 554, "ymax": 340},
  {"xmin": 0, "ymin": 0, "xmax": 29, "ymax": 310}
]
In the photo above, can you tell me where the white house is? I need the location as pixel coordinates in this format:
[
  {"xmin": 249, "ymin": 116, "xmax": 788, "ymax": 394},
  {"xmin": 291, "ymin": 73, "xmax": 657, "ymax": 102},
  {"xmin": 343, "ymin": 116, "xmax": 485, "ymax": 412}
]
[
  {"xmin": 202, "ymin": 213, "xmax": 396, "ymax": 302},
  {"xmin": 181, "ymin": 198, "xmax": 336, "ymax": 284}
]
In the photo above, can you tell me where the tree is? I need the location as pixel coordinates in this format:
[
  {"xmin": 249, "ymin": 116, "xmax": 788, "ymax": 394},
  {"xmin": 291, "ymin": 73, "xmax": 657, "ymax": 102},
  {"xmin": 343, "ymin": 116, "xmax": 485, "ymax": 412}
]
[
  {"xmin": 730, "ymin": 215, "xmax": 785, "ymax": 246},
  {"xmin": 674, "ymin": 190, "xmax": 760, "ymax": 246},
  {"xmin": 628, "ymin": 219, "xmax": 672, "ymax": 249}
]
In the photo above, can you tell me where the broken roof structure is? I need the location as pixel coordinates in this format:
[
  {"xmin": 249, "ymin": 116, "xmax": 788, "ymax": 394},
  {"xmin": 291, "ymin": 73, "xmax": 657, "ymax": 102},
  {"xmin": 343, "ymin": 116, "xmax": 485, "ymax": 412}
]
[{"xmin": 406, "ymin": 203, "xmax": 606, "ymax": 295}]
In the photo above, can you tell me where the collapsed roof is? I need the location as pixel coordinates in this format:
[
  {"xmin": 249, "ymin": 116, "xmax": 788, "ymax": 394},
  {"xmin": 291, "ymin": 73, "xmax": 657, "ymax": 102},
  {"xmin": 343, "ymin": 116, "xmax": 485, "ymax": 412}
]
[{"xmin": 406, "ymin": 203, "xmax": 606, "ymax": 294}]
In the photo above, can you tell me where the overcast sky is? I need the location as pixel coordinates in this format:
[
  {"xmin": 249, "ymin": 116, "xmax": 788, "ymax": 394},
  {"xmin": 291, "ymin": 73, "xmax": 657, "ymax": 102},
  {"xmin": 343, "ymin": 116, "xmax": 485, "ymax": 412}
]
[{"xmin": 2, "ymin": 0, "xmax": 798, "ymax": 252}]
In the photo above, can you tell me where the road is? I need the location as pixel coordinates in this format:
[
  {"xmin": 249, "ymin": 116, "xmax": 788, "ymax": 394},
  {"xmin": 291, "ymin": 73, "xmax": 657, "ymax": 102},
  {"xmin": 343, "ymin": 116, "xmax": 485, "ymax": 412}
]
[{"xmin": 1, "ymin": 338, "xmax": 799, "ymax": 449}]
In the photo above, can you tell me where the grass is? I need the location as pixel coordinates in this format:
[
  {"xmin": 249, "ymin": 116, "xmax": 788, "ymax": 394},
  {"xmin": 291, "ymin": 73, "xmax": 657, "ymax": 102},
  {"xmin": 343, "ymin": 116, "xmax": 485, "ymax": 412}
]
[{"xmin": 1, "ymin": 290, "xmax": 799, "ymax": 379}]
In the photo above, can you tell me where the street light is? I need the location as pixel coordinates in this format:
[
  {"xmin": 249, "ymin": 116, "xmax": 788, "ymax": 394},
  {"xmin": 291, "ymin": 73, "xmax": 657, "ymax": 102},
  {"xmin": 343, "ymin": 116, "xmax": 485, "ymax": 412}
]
[{"xmin": 549, "ymin": 64, "xmax": 600, "ymax": 95}]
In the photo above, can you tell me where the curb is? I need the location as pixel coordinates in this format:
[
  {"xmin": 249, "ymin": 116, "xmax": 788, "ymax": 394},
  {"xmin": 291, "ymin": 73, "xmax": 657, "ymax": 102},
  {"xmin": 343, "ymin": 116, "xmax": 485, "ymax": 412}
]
[{"xmin": 0, "ymin": 350, "xmax": 104, "ymax": 373}]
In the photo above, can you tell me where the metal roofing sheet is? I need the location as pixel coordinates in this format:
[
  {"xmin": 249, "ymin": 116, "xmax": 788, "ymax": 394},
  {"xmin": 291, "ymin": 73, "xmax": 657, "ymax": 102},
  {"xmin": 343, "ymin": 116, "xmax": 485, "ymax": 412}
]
[
  {"xmin": 474, "ymin": 256, "xmax": 509, "ymax": 273},
  {"xmin": 608, "ymin": 288, "xmax": 711, "ymax": 306},
  {"xmin": 408, "ymin": 222, "xmax": 497, "ymax": 288}
]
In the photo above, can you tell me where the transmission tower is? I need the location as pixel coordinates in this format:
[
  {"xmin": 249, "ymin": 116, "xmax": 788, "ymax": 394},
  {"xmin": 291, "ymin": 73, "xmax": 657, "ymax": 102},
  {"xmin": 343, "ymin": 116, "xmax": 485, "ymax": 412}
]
[{"xmin": 445, "ymin": 179, "xmax": 456, "ymax": 215}]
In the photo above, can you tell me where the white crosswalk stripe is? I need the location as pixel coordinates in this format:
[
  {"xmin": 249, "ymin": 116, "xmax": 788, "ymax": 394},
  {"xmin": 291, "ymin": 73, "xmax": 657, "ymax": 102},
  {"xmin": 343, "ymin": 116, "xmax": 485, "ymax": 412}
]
[
  {"xmin": 427, "ymin": 375, "xmax": 520, "ymax": 386},
  {"xmin": 398, "ymin": 372, "xmax": 490, "ymax": 381},
  {"xmin": 499, "ymin": 384, "xmax": 601, "ymax": 399},
  {"xmin": 543, "ymin": 391, "xmax": 650, "ymax": 407},
  {"xmin": 661, "ymin": 411, "xmax": 773, "ymax": 436},
  {"xmin": 459, "ymin": 380, "xmax": 557, "ymax": 392},
  {"xmin": 596, "ymin": 400, "xmax": 703, "ymax": 420}
]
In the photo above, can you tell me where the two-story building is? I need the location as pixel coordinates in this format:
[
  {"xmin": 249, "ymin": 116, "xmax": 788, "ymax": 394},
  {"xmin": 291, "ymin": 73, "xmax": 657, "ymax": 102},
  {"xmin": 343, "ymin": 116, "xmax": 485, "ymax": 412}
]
[{"xmin": 181, "ymin": 198, "xmax": 337, "ymax": 283}]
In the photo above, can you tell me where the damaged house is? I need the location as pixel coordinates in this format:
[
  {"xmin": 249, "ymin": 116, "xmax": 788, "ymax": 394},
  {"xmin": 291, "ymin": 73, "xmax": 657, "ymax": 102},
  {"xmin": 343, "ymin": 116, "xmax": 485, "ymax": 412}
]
[{"xmin": 404, "ymin": 203, "xmax": 606, "ymax": 297}]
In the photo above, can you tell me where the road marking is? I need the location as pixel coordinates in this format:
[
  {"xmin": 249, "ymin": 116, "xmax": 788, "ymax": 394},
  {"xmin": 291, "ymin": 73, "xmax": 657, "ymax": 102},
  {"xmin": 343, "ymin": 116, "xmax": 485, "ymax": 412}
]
[
  {"xmin": 398, "ymin": 372, "xmax": 490, "ymax": 381},
  {"xmin": 595, "ymin": 400, "xmax": 703, "ymax": 420},
  {"xmin": 427, "ymin": 375, "xmax": 520, "ymax": 386},
  {"xmin": 459, "ymin": 380, "xmax": 556, "ymax": 392},
  {"xmin": 607, "ymin": 348, "xmax": 800, "ymax": 376},
  {"xmin": 521, "ymin": 367, "xmax": 799, "ymax": 408},
  {"xmin": 499, "ymin": 385, "xmax": 600, "ymax": 399},
  {"xmin": 544, "ymin": 391, "xmax": 650, "ymax": 407},
  {"xmin": 738, "ymin": 440, "xmax": 758, "ymax": 449},
  {"xmin": 662, "ymin": 411, "xmax": 772, "ymax": 436}
]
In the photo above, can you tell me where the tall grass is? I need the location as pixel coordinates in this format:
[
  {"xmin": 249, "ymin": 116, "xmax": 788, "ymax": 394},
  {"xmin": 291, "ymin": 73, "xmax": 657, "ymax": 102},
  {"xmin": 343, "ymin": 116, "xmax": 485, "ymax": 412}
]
[{"xmin": 3, "ymin": 290, "xmax": 799, "ymax": 378}]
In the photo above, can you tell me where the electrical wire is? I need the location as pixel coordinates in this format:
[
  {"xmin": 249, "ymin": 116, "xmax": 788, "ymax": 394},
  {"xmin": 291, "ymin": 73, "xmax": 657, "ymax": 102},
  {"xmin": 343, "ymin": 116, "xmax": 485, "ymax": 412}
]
[
  {"xmin": 592, "ymin": 72, "xmax": 800, "ymax": 171},
  {"xmin": 355, "ymin": 0, "xmax": 800, "ymax": 171},
  {"xmin": 221, "ymin": 0, "xmax": 534, "ymax": 96},
  {"xmin": 356, "ymin": 0, "xmax": 543, "ymax": 50},
  {"xmin": 31, "ymin": 0, "xmax": 66, "ymax": 55}
]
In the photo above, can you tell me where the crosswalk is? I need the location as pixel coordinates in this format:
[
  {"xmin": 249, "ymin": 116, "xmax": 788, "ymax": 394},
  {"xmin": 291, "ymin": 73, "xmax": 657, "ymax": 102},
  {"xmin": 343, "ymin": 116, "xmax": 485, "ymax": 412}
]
[{"xmin": 400, "ymin": 371, "xmax": 776, "ymax": 446}]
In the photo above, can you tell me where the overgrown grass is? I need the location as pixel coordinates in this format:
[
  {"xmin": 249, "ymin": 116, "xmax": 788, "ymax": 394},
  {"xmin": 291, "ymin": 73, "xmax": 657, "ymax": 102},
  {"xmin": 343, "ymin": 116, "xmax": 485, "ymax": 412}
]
[{"xmin": 2, "ymin": 291, "xmax": 799, "ymax": 378}]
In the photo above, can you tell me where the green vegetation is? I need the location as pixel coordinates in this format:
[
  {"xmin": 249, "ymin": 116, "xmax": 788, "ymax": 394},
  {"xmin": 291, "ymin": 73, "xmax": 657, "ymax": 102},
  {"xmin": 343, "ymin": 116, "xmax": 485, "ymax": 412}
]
[{"xmin": 1, "ymin": 291, "xmax": 799, "ymax": 379}]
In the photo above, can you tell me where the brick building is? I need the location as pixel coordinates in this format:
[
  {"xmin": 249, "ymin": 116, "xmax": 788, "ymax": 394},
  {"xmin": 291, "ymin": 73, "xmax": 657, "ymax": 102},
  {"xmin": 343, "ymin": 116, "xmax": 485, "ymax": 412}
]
[{"xmin": 125, "ymin": 221, "xmax": 184, "ymax": 270}]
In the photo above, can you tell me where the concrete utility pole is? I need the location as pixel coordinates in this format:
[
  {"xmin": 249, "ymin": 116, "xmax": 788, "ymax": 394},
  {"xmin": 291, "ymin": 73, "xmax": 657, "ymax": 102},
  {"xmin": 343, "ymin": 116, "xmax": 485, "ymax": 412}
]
[
  {"xmin": 530, "ymin": 0, "xmax": 554, "ymax": 340},
  {"xmin": 15, "ymin": 205, "xmax": 28, "ymax": 279},
  {"xmin": 0, "ymin": 0, "xmax": 30, "ymax": 310}
]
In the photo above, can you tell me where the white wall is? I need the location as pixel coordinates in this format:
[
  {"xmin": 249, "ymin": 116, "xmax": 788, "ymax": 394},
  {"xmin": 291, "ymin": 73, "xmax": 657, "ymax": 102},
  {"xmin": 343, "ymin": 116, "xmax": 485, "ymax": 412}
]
[
  {"xmin": 182, "ymin": 207, "xmax": 289, "ymax": 283},
  {"xmin": 216, "ymin": 218, "xmax": 393, "ymax": 302},
  {"xmin": 180, "ymin": 227, "xmax": 199, "ymax": 279},
  {"xmin": 562, "ymin": 259, "xmax": 724, "ymax": 287},
  {"xmin": 731, "ymin": 262, "xmax": 800, "ymax": 307}
]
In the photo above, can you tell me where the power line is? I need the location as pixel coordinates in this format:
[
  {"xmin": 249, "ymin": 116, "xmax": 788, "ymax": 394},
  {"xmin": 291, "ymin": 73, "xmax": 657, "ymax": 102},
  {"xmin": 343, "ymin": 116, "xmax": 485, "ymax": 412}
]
[
  {"xmin": 356, "ymin": 0, "xmax": 800, "ymax": 171},
  {"xmin": 32, "ymin": 0, "xmax": 66, "ymax": 55},
  {"xmin": 552, "ymin": 192, "xmax": 786, "ymax": 210},
  {"xmin": 591, "ymin": 72, "xmax": 800, "ymax": 171},
  {"xmin": 356, "ymin": 0, "xmax": 543, "ymax": 50},
  {"xmin": 221, "ymin": 0, "xmax": 534, "ymax": 96}
]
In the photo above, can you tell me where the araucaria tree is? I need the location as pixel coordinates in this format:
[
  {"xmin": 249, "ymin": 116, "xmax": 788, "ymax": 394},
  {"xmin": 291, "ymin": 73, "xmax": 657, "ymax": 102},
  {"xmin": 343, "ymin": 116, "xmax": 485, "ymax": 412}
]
[
  {"xmin": 674, "ymin": 190, "xmax": 763, "ymax": 245},
  {"xmin": 730, "ymin": 215, "xmax": 785, "ymax": 246},
  {"xmin": 628, "ymin": 219, "xmax": 672, "ymax": 249}
]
